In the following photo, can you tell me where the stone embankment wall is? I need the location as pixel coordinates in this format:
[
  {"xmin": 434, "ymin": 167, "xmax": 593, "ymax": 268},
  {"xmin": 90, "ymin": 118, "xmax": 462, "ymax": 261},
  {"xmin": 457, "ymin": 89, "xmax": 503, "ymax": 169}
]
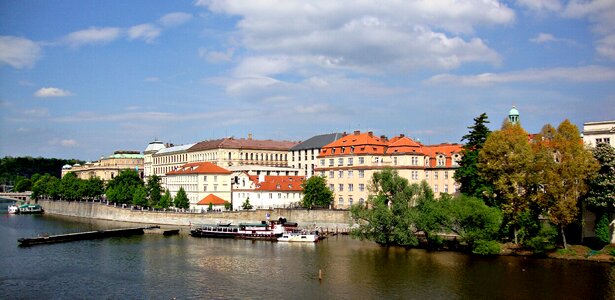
[{"xmin": 39, "ymin": 200, "xmax": 353, "ymax": 231}]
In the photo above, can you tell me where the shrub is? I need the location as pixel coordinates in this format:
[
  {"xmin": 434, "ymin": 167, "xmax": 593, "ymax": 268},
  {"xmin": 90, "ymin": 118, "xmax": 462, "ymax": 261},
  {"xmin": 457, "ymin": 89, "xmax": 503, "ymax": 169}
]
[
  {"xmin": 525, "ymin": 224, "xmax": 557, "ymax": 255},
  {"xmin": 472, "ymin": 240, "xmax": 501, "ymax": 255},
  {"xmin": 595, "ymin": 213, "xmax": 611, "ymax": 244}
]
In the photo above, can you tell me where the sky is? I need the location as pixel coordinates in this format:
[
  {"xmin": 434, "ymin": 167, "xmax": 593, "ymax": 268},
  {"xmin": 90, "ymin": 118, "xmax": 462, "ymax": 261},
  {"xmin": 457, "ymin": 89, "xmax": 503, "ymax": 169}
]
[{"xmin": 1, "ymin": 0, "xmax": 614, "ymax": 161}]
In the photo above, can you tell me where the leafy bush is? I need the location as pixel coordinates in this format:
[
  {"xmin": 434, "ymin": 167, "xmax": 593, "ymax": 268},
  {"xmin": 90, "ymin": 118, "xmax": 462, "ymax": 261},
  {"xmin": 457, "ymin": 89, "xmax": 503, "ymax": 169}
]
[
  {"xmin": 525, "ymin": 224, "xmax": 557, "ymax": 254},
  {"xmin": 595, "ymin": 213, "xmax": 612, "ymax": 244},
  {"xmin": 472, "ymin": 240, "xmax": 501, "ymax": 255}
]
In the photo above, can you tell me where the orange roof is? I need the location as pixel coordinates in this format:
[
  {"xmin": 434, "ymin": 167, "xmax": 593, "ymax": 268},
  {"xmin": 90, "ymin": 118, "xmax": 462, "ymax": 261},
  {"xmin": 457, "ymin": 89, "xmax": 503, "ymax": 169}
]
[
  {"xmin": 197, "ymin": 194, "xmax": 227, "ymax": 205},
  {"xmin": 422, "ymin": 144, "xmax": 462, "ymax": 167},
  {"xmin": 166, "ymin": 162, "xmax": 231, "ymax": 175},
  {"xmin": 319, "ymin": 131, "xmax": 387, "ymax": 157},
  {"xmin": 243, "ymin": 175, "xmax": 305, "ymax": 192},
  {"xmin": 386, "ymin": 136, "xmax": 424, "ymax": 154}
]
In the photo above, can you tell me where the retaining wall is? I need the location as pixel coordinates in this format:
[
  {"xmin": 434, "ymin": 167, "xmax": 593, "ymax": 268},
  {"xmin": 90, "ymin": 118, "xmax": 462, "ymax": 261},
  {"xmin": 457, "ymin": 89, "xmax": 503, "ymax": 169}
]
[{"xmin": 38, "ymin": 200, "xmax": 353, "ymax": 230}]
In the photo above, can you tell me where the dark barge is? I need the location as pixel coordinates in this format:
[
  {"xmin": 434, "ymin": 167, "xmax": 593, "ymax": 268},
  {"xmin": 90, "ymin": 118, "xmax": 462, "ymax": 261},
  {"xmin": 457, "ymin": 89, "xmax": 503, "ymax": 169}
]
[{"xmin": 17, "ymin": 226, "xmax": 159, "ymax": 247}]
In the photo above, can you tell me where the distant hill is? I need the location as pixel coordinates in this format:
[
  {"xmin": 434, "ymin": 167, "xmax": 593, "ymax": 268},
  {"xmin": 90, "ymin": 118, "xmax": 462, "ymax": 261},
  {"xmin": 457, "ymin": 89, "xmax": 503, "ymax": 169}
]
[{"xmin": 0, "ymin": 156, "xmax": 84, "ymax": 184}]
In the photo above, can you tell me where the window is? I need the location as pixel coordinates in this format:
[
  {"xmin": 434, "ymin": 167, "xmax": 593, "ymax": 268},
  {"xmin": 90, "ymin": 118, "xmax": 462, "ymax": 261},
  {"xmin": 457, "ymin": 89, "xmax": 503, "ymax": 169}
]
[
  {"xmin": 359, "ymin": 198, "xmax": 365, "ymax": 205},
  {"xmin": 329, "ymin": 171, "xmax": 334, "ymax": 178},
  {"xmin": 393, "ymin": 157, "xmax": 398, "ymax": 165},
  {"xmin": 278, "ymin": 193, "xmax": 282, "ymax": 199},
  {"xmin": 214, "ymin": 184, "xmax": 218, "ymax": 191},
  {"xmin": 269, "ymin": 193, "xmax": 273, "ymax": 199},
  {"xmin": 411, "ymin": 171, "xmax": 418, "ymax": 180},
  {"xmin": 434, "ymin": 184, "xmax": 438, "ymax": 193},
  {"xmin": 329, "ymin": 159, "xmax": 334, "ymax": 166},
  {"xmin": 348, "ymin": 158, "xmax": 353, "ymax": 165},
  {"xmin": 411, "ymin": 156, "xmax": 418, "ymax": 166},
  {"xmin": 359, "ymin": 157, "xmax": 364, "ymax": 164},
  {"xmin": 204, "ymin": 176, "xmax": 208, "ymax": 182},
  {"xmin": 329, "ymin": 184, "xmax": 334, "ymax": 191},
  {"xmin": 214, "ymin": 175, "xmax": 218, "ymax": 182},
  {"xmin": 320, "ymin": 171, "xmax": 325, "ymax": 177},
  {"xmin": 338, "ymin": 170, "xmax": 343, "ymax": 178},
  {"xmin": 425, "ymin": 171, "xmax": 429, "ymax": 179},
  {"xmin": 204, "ymin": 185, "xmax": 207, "ymax": 191},
  {"xmin": 348, "ymin": 170, "xmax": 353, "ymax": 178},
  {"xmin": 444, "ymin": 184, "xmax": 449, "ymax": 193},
  {"xmin": 359, "ymin": 170, "xmax": 365, "ymax": 178},
  {"xmin": 349, "ymin": 198, "xmax": 354, "ymax": 206},
  {"xmin": 437, "ymin": 156, "xmax": 446, "ymax": 166},
  {"xmin": 434, "ymin": 171, "xmax": 438, "ymax": 179},
  {"xmin": 338, "ymin": 197, "xmax": 344, "ymax": 205},
  {"xmin": 338, "ymin": 158, "xmax": 344, "ymax": 166},
  {"xmin": 339, "ymin": 184, "xmax": 344, "ymax": 191},
  {"xmin": 348, "ymin": 184, "xmax": 354, "ymax": 192},
  {"xmin": 444, "ymin": 171, "xmax": 448, "ymax": 179},
  {"xmin": 320, "ymin": 159, "xmax": 325, "ymax": 166},
  {"xmin": 359, "ymin": 184, "xmax": 365, "ymax": 192}
]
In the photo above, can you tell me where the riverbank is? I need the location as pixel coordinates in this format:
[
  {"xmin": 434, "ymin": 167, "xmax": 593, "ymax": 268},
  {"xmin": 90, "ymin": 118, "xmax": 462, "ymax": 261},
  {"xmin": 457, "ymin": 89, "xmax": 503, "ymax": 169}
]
[
  {"xmin": 501, "ymin": 243, "xmax": 615, "ymax": 264},
  {"xmin": 37, "ymin": 199, "xmax": 353, "ymax": 232}
]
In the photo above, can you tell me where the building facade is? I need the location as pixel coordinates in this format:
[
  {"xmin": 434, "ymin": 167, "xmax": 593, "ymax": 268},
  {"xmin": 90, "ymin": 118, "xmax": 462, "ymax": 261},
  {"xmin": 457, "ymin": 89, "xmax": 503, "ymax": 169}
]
[
  {"xmin": 288, "ymin": 133, "xmax": 344, "ymax": 177},
  {"xmin": 583, "ymin": 120, "xmax": 615, "ymax": 148},
  {"xmin": 231, "ymin": 173, "xmax": 305, "ymax": 210},
  {"xmin": 315, "ymin": 131, "xmax": 461, "ymax": 209},
  {"xmin": 61, "ymin": 151, "xmax": 144, "ymax": 181},
  {"xmin": 165, "ymin": 162, "xmax": 232, "ymax": 210}
]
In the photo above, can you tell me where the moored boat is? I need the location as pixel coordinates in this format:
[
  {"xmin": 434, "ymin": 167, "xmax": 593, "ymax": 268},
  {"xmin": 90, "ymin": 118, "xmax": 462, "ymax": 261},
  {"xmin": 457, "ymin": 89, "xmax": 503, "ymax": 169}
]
[
  {"xmin": 190, "ymin": 217, "xmax": 293, "ymax": 241},
  {"xmin": 8, "ymin": 204, "xmax": 20, "ymax": 214},
  {"xmin": 277, "ymin": 232, "xmax": 319, "ymax": 242},
  {"xmin": 8, "ymin": 204, "xmax": 44, "ymax": 214}
]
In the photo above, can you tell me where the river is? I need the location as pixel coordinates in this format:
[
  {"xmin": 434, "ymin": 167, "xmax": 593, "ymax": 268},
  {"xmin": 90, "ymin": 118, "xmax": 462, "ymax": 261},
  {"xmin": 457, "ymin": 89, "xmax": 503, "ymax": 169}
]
[{"xmin": 1, "ymin": 200, "xmax": 613, "ymax": 299}]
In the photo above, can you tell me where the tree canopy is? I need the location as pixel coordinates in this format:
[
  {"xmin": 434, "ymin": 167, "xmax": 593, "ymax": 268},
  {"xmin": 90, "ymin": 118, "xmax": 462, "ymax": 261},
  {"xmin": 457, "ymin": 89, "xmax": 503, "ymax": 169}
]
[
  {"xmin": 173, "ymin": 187, "xmax": 190, "ymax": 209},
  {"xmin": 454, "ymin": 113, "xmax": 493, "ymax": 202},
  {"xmin": 105, "ymin": 170, "xmax": 144, "ymax": 204},
  {"xmin": 301, "ymin": 176, "xmax": 333, "ymax": 209}
]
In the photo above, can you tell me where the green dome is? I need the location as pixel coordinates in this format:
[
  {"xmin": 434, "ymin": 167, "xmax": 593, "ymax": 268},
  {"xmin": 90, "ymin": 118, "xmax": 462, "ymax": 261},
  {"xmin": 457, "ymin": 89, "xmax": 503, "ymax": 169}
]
[{"xmin": 509, "ymin": 106, "xmax": 519, "ymax": 116}]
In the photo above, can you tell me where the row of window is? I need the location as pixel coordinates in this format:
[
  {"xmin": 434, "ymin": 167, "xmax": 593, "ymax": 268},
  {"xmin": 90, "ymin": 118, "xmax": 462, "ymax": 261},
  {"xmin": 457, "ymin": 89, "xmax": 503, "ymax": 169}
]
[
  {"xmin": 338, "ymin": 197, "xmax": 365, "ymax": 206},
  {"xmin": 154, "ymin": 154, "xmax": 188, "ymax": 165},
  {"xmin": 329, "ymin": 183, "xmax": 365, "ymax": 192},
  {"xmin": 596, "ymin": 138, "xmax": 611, "ymax": 145},
  {"xmin": 235, "ymin": 192, "xmax": 301, "ymax": 199},
  {"xmin": 321, "ymin": 170, "xmax": 365, "ymax": 179}
]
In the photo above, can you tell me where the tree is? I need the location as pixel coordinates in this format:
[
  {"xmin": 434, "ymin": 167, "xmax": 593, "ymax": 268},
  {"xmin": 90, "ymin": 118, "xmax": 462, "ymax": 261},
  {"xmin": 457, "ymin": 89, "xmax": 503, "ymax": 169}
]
[
  {"xmin": 444, "ymin": 194, "xmax": 502, "ymax": 248},
  {"xmin": 224, "ymin": 201, "xmax": 232, "ymax": 211},
  {"xmin": 132, "ymin": 185, "xmax": 148, "ymax": 207},
  {"xmin": 13, "ymin": 176, "xmax": 32, "ymax": 192},
  {"xmin": 533, "ymin": 120, "xmax": 598, "ymax": 248},
  {"xmin": 351, "ymin": 169, "xmax": 421, "ymax": 247},
  {"xmin": 301, "ymin": 176, "xmax": 333, "ymax": 209},
  {"xmin": 478, "ymin": 121, "xmax": 534, "ymax": 244},
  {"xmin": 242, "ymin": 197, "xmax": 253, "ymax": 210},
  {"xmin": 159, "ymin": 189, "xmax": 172, "ymax": 209},
  {"xmin": 454, "ymin": 113, "xmax": 494, "ymax": 203},
  {"xmin": 146, "ymin": 175, "xmax": 162, "ymax": 208},
  {"xmin": 60, "ymin": 172, "xmax": 82, "ymax": 201},
  {"xmin": 81, "ymin": 177, "xmax": 104, "ymax": 199},
  {"xmin": 105, "ymin": 169, "xmax": 143, "ymax": 204},
  {"xmin": 173, "ymin": 187, "xmax": 190, "ymax": 209},
  {"xmin": 585, "ymin": 143, "xmax": 615, "ymax": 243}
]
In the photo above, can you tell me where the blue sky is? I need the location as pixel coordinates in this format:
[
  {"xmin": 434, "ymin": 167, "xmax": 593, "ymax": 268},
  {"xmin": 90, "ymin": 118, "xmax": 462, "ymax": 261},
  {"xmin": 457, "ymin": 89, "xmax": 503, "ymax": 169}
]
[{"xmin": 1, "ymin": 0, "xmax": 614, "ymax": 161}]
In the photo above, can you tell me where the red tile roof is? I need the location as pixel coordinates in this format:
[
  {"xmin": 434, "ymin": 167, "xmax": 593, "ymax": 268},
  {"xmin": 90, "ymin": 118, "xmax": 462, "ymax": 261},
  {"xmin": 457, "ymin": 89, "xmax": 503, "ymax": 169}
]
[
  {"xmin": 189, "ymin": 137, "xmax": 298, "ymax": 152},
  {"xmin": 240, "ymin": 175, "xmax": 305, "ymax": 192},
  {"xmin": 422, "ymin": 144, "xmax": 463, "ymax": 167},
  {"xmin": 197, "ymin": 194, "xmax": 227, "ymax": 205},
  {"xmin": 386, "ymin": 136, "xmax": 424, "ymax": 154},
  {"xmin": 166, "ymin": 162, "xmax": 231, "ymax": 175},
  {"xmin": 319, "ymin": 131, "xmax": 388, "ymax": 156}
]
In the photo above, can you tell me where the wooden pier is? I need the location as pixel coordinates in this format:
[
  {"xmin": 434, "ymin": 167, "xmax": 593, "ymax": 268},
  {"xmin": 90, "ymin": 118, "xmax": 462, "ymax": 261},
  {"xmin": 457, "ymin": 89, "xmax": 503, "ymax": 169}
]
[{"xmin": 17, "ymin": 226, "xmax": 160, "ymax": 247}]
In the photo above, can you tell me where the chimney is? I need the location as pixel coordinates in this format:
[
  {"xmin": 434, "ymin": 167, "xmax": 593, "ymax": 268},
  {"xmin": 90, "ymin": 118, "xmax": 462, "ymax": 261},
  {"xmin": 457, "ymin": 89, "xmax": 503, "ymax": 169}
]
[
  {"xmin": 400, "ymin": 134, "xmax": 405, "ymax": 138},
  {"xmin": 258, "ymin": 174, "xmax": 265, "ymax": 183},
  {"xmin": 354, "ymin": 130, "xmax": 360, "ymax": 135},
  {"xmin": 368, "ymin": 131, "xmax": 373, "ymax": 137},
  {"xmin": 380, "ymin": 135, "xmax": 388, "ymax": 142},
  {"xmin": 248, "ymin": 133, "xmax": 253, "ymax": 140}
]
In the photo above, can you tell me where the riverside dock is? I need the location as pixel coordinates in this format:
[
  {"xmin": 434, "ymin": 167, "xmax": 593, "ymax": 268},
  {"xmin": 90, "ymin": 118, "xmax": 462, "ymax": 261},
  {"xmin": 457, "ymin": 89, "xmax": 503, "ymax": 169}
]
[{"xmin": 17, "ymin": 226, "xmax": 160, "ymax": 247}]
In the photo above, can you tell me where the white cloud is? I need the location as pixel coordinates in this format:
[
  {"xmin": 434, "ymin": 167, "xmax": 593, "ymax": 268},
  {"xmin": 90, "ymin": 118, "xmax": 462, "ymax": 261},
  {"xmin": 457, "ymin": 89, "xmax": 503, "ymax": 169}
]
[
  {"xmin": 426, "ymin": 65, "xmax": 615, "ymax": 86},
  {"xmin": 562, "ymin": 0, "xmax": 615, "ymax": 60},
  {"xmin": 197, "ymin": 0, "xmax": 512, "ymax": 74},
  {"xmin": 34, "ymin": 87, "xmax": 72, "ymax": 97},
  {"xmin": 159, "ymin": 12, "xmax": 192, "ymax": 27},
  {"xmin": 596, "ymin": 34, "xmax": 615, "ymax": 60},
  {"xmin": 0, "ymin": 36, "xmax": 42, "ymax": 69},
  {"xmin": 23, "ymin": 108, "xmax": 49, "ymax": 117},
  {"xmin": 199, "ymin": 47, "xmax": 235, "ymax": 63},
  {"xmin": 64, "ymin": 27, "xmax": 121, "ymax": 47},
  {"xmin": 144, "ymin": 77, "xmax": 160, "ymax": 82},
  {"xmin": 530, "ymin": 32, "xmax": 577, "ymax": 45},
  {"xmin": 60, "ymin": 139, "xmax": 78, "ymax": 147},
  {"xmin": 516, "ymin": 0, "xmax": 562, "ymax": 12},
  {"xmin": 128, "ymin": 24, "xmax": 161, "ymax": 43}
]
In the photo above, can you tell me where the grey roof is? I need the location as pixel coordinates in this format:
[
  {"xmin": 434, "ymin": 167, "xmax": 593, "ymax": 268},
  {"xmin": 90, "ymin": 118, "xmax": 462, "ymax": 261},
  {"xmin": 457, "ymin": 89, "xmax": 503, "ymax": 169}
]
[
  {"xmin": 154, "ymin": 143, "xmax": 196, "ymax": 155},
  {"xmin": 290, "ymin": 133, "xmax": 344, "ymax": 151}
]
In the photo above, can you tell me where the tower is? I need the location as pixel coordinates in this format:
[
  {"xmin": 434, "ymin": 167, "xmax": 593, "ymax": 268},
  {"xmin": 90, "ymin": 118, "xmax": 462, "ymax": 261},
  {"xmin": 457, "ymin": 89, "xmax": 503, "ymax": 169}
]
[{"xmin": 508, "ymin": 106, "xmax": 519, "ymax": 125}]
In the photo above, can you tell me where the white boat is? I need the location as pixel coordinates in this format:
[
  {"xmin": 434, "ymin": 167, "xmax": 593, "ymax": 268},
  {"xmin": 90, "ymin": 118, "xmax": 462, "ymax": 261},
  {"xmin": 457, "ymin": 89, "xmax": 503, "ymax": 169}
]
[
  {"xmin": 8, "ymin": 204, "xmax": 44, "ymax": 214},
  {"xmin": 8, "ymin": 204, "xmax": 19, "ymax": 214},
  {"xmin": 277, "ymin": 232, "xmax": 319, "ymax": 242}
]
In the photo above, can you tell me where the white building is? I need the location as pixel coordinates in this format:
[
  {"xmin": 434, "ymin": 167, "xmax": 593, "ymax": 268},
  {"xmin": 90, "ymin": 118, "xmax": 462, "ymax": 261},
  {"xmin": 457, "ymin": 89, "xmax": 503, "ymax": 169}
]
[
  {"xmin": 231, "ymin": 173, "xmax": 305, "ymax": 211},
  {"xmin": 583, "ymin": 121, "xmax": 615, "ymax": 148},
  {"xmin": 165, "ymin": 162, "xmax": 232, "ymax": 210},
  {"xmin": 288, "ymin": 133, "xmax": 344, "ymax": 177}
]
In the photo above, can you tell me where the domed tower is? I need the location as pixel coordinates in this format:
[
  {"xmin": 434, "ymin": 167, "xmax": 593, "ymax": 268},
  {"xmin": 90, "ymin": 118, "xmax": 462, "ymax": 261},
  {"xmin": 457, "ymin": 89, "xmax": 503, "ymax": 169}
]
[{"xmin": 508, "ymin": 106, "xmax": 520, "ymax": 125}]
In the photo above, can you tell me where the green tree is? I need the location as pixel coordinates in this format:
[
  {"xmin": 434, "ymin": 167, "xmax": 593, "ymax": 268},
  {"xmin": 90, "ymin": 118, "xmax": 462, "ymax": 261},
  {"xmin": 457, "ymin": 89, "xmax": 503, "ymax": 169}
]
[
  {"xmin": 132, "ymin": 185, "xmax": 148, "ymax": 207},
  {"xmin": 534, "ymin": 120, "xmax": 598, "ymax": 248},
  {"xmin": 31, "ymin": 174, "xmax": 61, "ymax": 199},
  {"xmin": 105, "ymin": 169, "xmax": 143, "ymax": 204},
  {"xmin": 585, "ymin": 143, "xmax": 615, "ymax": 210},
  {"xmin": 478, "ymin": 121, "xmax": 534, "ymax": 244},
  {"xmin": 242, "ymin": 197, "xmax": 253, "ymax": 210},
  {"xmin": 13, "ymin": 176, "xmax": 32, "ymax": 192},
  {"xmin": 351, "ymin": 169, "xmax": 421, "ymax": 247},
  {"xmin": 81, "ymin": 176, "xmax": 104, "ymax": 199},
  {"xmin": 224, "ymin": 201, "xmax": 232, "ymax": 211},
  {"xmin": 159, "ymin": 189, "xmax": 172, "ymax": 209},
  {"xmin": 146, "ymin": 175, "xmax": 162, "ymax": 208},
  {"xmin": 301, "ymin": 176, "xmax": 333, "ymax": 209},
  {"xmin": 174, "ymin": 187, "xmax": 190, "ymax": 209},
  {"xmin": 60, "ymin": 172, "xmax": 82, "ymax": 201},
  {"xmin": 454, "ymin": 113, "xmax": 494, "ymax": 203},
  {"xmin": 445, "ymin": 195, "xmax": 502, "ymax": 249}
]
